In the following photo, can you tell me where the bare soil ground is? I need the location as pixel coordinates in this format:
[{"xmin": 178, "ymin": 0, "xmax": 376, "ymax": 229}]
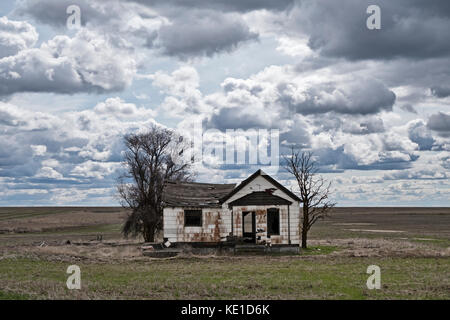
[
  {"xmin": 310, "ymin": 207, "xmax": 450, "ymax": 239},
  {"xmin": 0, "ymin": 207, "xmax": 449, "ymax": 299},
  {"xmin": 0, "ymin": 207, "xmax": 127, "ymax": 234}
]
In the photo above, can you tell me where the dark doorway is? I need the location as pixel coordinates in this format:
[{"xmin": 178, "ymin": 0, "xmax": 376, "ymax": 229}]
[
  {"xmin": 242, "ymin": 211, "xmax": 256, "ymax": 243},
  {"xmin": 267, "ymin": 208, "xmax": 280, "ymax": 236}
]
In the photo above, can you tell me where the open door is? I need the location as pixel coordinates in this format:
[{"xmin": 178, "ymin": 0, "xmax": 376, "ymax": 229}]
[{"xmin": 242, "ymin": 211, "xmax": 256, "ymax": 243}]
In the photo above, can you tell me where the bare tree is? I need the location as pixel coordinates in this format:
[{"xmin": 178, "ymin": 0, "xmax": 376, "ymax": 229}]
[
  {"xmin": 117, "ymin": 125, "xmax": 193, "ymax": 242},
  {"xmin": 284, "ymin": 149, "xmax": 336, "ymax": 249}
]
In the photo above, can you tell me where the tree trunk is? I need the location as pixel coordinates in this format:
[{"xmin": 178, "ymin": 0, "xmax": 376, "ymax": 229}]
[
  {"xmin": 144, "ymin": 225, "xmax": 155, "ymax": 242},
  {"xmin": 301, "ymin": 229, "xmax": 307, "ymax": 249},
  {"xmin": 301, "ymin": 206, "xmax": 309, "ymax": 249},
  {"xmin": 144, "ymin": 232, "xmax": 154, "ymax": 242}
]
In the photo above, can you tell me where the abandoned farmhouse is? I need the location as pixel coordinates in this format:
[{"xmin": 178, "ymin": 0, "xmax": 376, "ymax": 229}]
[{"xmin": 163, "ymin": 169, "xmax": 301, "ymax": 247}]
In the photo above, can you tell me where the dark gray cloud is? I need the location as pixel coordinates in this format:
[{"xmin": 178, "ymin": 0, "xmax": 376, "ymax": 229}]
[
  {"xmin": 362, "ymin": 56, "xmax": 450, "ymax": 95},
  {"xmin": 132, "ymin": 0, "xmax": 295, "ymax": 13},
  {"xmin": 314, "ymin": 146, "xmax": 358, "ymax": 171},
  {"xmin": 289, "ymin": 0, "xmax": 450, "ymax": 61},
  {"xmin": 400, "ymin": 104, "xmax": 418, "ymax": 114},
  {"xmin": 427, "ymin": 112, "xmax": 450, "ymax": 136},
  {"xmin": 157, "ymin": 11, "xmax": 258, "ymax": 59},
  {"xmin": 278, "ymin": 77, "xmax": 395, "ymax": 115},
  {"xmin": 314, "ymin": 146, "xmax": 416, "ymax": 172},
  {"xmin": 280, "ymin": 124, "xmax": 310, "ymax": 148},
  {"xmin": 431, "ymin": 86, "xmax": 450, "ymax": 98},
  {"xmin": 207, "ymin": 107, "xmax": 269, "ymax": 131},
  {"xmin": 344, "ymin": 118, "xmax": 385, "ymax": 135},
  {"xmin": 15, "ymin": 0, "xmax": 106, "ymax": 28}
]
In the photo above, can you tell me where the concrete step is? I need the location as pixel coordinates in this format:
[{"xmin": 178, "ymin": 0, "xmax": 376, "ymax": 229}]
[
  {"xmin": 234, "ymin": 245, "xmax": 267, "ymax": 254},
  {"xmin": 142, "ymin": 248, "xmax": 181, "ymax": 258}
]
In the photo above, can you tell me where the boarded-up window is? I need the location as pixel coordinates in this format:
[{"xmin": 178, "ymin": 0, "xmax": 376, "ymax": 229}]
[
  {"xmin": 184, "ymin": 209, "xmax": 202, "ymax": 227},
  {"xmin": 267, "ymin": 208, "xmax": 280, "ymax": 235}
]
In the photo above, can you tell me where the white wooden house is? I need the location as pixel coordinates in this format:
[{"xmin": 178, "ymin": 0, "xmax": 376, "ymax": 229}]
[{"xmin": 163, "ymin": 169, "xmax": 301, "ymax": 246}]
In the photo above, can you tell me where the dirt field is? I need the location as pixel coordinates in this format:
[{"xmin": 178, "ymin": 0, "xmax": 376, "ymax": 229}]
[{"xmin": 0, "ymin": 207, "xmax": 449, "ymax": 299}]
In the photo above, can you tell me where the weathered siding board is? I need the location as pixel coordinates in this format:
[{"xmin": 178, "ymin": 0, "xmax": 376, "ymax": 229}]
[
  {"xmin": 228, "ymin": 204, "xmax": 300, "ymax": 245},
  {"xmin": 164, "ymin": 207, "xmax": 230, "ymax": 242}
]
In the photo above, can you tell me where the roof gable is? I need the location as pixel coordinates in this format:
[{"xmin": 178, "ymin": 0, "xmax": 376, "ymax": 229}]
[{"xmin": 220, "ymin": 169, "xmax": 301, "ymax": 203}]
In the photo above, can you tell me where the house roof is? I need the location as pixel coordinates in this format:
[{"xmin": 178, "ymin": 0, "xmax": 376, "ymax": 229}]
[
  {"xmin": 163, "ymin": 169, "xmax": 300, "ymax": 208},
  {"xmin": 228, "ymin": 191, "xmax": 292, "ymax": 208},
  {"xmin": 163, "ymin": 181, "xmax": 236, "ymax": 208},
  {"xmin": 220, "ymin": 169, "xmax": 301, "ymax": 203}
]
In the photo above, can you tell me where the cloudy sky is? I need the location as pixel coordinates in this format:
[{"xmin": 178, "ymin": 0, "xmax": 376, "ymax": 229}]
[{"xmin": 0, "ymin": 0, "xmax": 449, "ymax": 206}]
